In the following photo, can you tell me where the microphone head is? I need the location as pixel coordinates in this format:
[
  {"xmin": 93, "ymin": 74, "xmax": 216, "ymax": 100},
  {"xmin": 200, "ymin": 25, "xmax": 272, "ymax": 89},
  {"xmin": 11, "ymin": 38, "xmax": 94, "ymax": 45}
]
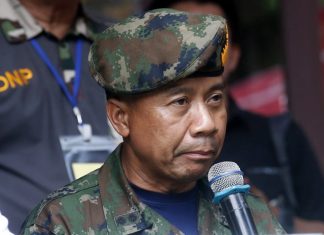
[{"xmin": 208, "ymin": 161, "xmax": 244, "ymax": 194}]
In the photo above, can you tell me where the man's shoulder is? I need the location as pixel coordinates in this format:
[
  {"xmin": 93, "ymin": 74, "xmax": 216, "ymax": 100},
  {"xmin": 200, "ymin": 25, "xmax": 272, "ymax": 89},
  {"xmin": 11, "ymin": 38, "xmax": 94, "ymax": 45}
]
[
  {"xmin": 229, "ymin": 99, "xmax": 269, "ymax": 129},
  {"xmin": 81, "ymin": 4, "xmax": 116, "ymax": 38},
  {"xmin": 21, "ymin": 169, "xmax": 102, "ymax": 234},
  {"xmin": 0, "ymin": 0, "xmax": 31, "ymax": 42},
  {"xmin": 246, "ymin": 194, "xmax": 286, "ymax": 234},
  {"xmin": 240, "ymin": 109, "xmax": 269, "ymax": 126},
  {"xmin": 40, "ymin": 168, "xmax": 100, "ymax": 206}
]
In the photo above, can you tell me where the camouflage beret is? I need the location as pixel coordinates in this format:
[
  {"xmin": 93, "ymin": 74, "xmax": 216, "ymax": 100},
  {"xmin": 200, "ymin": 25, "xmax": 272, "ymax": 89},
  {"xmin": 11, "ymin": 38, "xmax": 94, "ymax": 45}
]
[{"xmin": 89, "ymin": 8, "xmax": 228, "ymax": 94}]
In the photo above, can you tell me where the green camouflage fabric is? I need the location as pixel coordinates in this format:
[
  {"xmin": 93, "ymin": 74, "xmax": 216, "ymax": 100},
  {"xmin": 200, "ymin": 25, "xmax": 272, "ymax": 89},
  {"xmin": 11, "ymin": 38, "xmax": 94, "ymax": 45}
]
[
  {"xmin": 0, "ymin": 0, "xmax": 97, "ymax": 43},
  {"xmin": 89, "ymin": 8, "xmax": 228, "ymax": 94},
  {"xmin": 21, "ymin": 145, "xmax": 285, "ymax": 235}
]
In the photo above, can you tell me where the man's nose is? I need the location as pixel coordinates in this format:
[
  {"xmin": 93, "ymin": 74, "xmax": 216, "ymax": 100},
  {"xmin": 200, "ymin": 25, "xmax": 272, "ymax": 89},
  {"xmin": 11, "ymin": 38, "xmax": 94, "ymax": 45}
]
[{"xmin": 189, "ymin": 103, "xmax": 217, "ymax": 137}]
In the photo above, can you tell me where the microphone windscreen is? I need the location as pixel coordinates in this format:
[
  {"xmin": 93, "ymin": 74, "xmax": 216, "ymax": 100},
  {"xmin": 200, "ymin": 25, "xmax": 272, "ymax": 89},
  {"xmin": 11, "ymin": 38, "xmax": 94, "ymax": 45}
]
[{"xmin": 208, "ymin": 161, "xmax": 244, "ymax": 193}]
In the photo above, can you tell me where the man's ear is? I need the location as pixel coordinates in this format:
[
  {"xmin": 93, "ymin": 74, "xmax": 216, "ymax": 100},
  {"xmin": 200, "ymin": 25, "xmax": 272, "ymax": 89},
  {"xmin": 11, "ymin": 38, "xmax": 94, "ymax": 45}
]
[{"xmin": 106, "ymin": 99, "xmax": 130, "ymax": 138}]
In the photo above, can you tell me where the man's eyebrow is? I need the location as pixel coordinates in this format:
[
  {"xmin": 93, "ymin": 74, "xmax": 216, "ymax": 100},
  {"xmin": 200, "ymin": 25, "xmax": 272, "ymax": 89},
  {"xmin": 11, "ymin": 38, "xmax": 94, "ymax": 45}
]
[
  {"xmin": 162, "ymin": 80, "xmax": 225, "ymax": 96},
  {"xmin": 164, "ymin": 86, "xmax": 195, "ymax": 96},
  {"xmin": 207, "ymin": 82, "xmax": 226, "ymax": 93}
]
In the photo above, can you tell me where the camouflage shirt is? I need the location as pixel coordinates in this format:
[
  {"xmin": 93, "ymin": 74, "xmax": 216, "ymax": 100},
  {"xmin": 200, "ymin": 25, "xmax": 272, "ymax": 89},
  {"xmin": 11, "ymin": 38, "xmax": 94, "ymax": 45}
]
[{"xmin": 21, "ymin": 145, "xmax": 285, "ymax": 235}]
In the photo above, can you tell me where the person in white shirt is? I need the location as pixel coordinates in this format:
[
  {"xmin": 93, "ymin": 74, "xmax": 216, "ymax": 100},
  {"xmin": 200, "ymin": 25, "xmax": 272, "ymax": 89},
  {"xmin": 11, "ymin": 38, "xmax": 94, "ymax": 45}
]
[{"xmin": 0, "ymin": 211, "xmax": 14, "ymax": 235}]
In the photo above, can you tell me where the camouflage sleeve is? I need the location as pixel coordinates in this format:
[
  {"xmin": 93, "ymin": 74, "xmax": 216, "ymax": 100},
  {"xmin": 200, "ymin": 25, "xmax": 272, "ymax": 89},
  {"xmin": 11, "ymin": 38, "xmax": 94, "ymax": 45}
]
[
  {"xmin": 19, "ymin": 200, "xmax": 73, "ymax": 235},
  {"xmin": 247, "ymin": 194, "xmax": 286, "ymax": 234},
  {"xmin": 20, "ymin": 224, "xmax": 56, "ymax": 235}
]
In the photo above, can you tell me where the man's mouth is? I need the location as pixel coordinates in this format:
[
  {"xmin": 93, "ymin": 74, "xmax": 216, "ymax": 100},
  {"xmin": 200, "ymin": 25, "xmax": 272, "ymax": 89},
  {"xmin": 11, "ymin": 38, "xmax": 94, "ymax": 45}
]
[{"xmin": 178, "ymin": 150, "xmax": 216, "ymax": 160}]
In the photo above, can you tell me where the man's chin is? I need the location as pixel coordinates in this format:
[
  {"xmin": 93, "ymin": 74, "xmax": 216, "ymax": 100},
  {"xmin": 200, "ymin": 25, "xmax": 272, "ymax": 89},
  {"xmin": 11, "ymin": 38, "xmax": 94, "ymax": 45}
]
[{"xmin": 175, "ymin": 166, "xmax": 210, "ymax": 183}]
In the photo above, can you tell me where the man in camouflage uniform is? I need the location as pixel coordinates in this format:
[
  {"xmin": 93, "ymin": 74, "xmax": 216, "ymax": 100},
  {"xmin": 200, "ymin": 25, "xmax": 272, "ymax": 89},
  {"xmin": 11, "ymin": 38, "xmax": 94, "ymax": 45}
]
[{"xmin": 21, "ymin": 9, "xmax": 285, "ymax": 235}]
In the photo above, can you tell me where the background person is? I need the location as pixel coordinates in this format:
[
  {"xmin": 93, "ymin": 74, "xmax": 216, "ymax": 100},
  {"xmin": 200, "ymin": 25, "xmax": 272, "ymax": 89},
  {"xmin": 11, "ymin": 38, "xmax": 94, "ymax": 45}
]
[
  {"xmin": 20, "ymin": 9, "xmax": 285, "ymax": 235},
  {"xmin": 147, "ymin": 0, "xmax": 324, "ymax": 233},
  {"xmin": 0, "ymin": 0, "xmax": 116, "ymax": 233},
  {"xmin": 0, "ymin": 211, "xmax": 14, "ymax": 235}
]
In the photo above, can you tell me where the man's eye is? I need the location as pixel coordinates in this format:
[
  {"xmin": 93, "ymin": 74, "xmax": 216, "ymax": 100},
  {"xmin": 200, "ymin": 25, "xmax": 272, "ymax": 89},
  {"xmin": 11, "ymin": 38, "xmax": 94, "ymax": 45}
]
[
  {"xmin": 172, "ymin": 97, "xmax": 189, "ymax": 106},
  {"xmin": 209, "ymin": 93, "xmax": 223, "ymax": 103}
]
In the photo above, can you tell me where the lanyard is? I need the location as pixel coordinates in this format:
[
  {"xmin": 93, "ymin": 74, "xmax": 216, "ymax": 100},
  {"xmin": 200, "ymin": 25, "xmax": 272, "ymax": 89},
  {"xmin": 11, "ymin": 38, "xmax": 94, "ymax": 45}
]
[
  {"xmin": 30, "ymin": 38, "xmax": 92, "ymax": 139},
  {"xmin": 30, "ymin": 38, "xmax": 82, "ymax": 108}
]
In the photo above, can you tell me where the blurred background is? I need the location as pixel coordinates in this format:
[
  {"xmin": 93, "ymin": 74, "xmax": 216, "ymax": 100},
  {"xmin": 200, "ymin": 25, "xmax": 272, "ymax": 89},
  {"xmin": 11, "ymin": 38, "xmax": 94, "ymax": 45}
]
[{"xmin": 82, "ymin": 0, "xmax": 324, "ymax": 173}]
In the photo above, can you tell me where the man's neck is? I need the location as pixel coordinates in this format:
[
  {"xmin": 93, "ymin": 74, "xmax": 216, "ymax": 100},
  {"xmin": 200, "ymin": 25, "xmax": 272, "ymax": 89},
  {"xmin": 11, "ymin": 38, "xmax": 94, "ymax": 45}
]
[
  {"xmin": 19, "ymin": 0, "xmax": 80, "ymax": 39},
  {"xmin": 121, "ymin": 145, "xmax": 197, "ymax": 194}
]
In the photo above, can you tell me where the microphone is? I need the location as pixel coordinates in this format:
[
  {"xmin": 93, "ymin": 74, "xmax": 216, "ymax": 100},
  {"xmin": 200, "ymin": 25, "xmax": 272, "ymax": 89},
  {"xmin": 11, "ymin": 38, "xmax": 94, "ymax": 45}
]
[{"xmin": 208, "ymin": 161, "xmax": 258, "ymax": 235}]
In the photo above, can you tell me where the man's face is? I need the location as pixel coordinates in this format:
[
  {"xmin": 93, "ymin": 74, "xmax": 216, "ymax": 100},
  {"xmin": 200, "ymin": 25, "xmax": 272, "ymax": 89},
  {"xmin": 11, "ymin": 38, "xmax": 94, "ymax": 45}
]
[{"xmin": 120, "ymin": 76, "xmax": 227, "ymax": 192}]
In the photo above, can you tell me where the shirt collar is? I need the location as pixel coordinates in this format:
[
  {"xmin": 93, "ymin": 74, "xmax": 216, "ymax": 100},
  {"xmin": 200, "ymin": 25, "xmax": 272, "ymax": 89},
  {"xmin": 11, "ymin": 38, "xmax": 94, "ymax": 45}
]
[
  {"xmin": 0, "ymin": 0, "xmax": 97, "ymax": 43},
  {"xmin": 98, "ymin": 145, "xmax": 155, "ymax": 235},
  {"xmin": 98, "ymin": 144, "xmax": 229, "ymax": 235}
]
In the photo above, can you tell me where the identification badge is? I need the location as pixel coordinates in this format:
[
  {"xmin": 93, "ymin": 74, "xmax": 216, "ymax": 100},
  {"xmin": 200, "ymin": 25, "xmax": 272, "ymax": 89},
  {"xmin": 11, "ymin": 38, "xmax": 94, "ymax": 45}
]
[{"xmin": 60, "ymin": 135, "xmax": 121, "ymax": 181}]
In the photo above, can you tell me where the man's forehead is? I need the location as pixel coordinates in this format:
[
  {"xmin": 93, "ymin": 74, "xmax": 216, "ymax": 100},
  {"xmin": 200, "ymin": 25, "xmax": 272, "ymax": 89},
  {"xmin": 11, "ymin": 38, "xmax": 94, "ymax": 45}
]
[
  {"xmin": 122, "ymin": 76, "xmax": 225, "ymax": 107},
  {"xmin": 161, "ymin": 76, "xmax": 225, "ymax": 95}
]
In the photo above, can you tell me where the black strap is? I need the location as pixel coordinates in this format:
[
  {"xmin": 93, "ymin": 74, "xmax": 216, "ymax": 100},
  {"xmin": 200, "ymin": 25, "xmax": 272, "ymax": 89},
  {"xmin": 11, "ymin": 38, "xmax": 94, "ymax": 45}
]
[{"xmin": 269, "ymin": 113, "xmax": 298, "ymax": 209}]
